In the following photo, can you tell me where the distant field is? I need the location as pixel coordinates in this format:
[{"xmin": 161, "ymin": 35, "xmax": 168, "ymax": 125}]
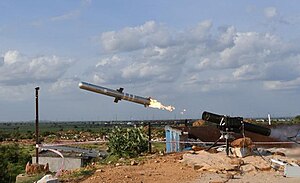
[
  {"xmin": 0, "ymin": 117, "xmax": 297, "ymax": 135},
  {"xmin": 0, "ymin": 119, "xmax": 193, "ymax": 134},
  {"xmin": 0, "ymin": 121, "xmax": 113, "ymax": 133}
]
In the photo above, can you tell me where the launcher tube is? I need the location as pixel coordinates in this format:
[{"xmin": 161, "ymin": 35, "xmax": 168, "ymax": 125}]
[{"xmin": 202, "ymin": 111, "xmax": 271, "ymax": 136}]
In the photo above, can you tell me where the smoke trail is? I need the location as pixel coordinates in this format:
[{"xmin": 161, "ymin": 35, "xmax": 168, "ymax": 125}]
[{"xmin": 270, "ymin": 124, "xmax": 300, "ymax": 141}]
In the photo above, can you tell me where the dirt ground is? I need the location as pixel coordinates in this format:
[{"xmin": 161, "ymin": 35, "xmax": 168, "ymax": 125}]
[
  {"xmin": 79, "ymin": 149, "xmax": 300, "ymax": 183},
  {"xmin": 80, "ymin": 153, "xmax": 199, "ymax": 183}
]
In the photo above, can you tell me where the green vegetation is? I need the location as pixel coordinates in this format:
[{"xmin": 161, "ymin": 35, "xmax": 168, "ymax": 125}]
[
  {"xmin": 293, "ymin": 115, "xmax": 300, "ymax": 123},
  {"xmin": 17, "ymin": 173, "xmax": 45, "ymax": 183},
  {"xmin": 152, "ymin": 142, "xmax": 166, "ymax": 153},
  {"xmin": 107, "ymin": 127, "xmax": 148, "ymax": 158},
  {"xmin": 0, "ymin": 122, "xmax": 114, "ymax": 142},
  {"xmin": 0, "ymin": 143, "xmax": 32, "ymax": 183},
  {"xmin": 59, "ymin": 166, "xmax": 96, "ymax": 182}
]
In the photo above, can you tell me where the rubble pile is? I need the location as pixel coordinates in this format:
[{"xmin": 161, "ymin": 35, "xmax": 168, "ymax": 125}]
[{"xmin": 182, "ymin": 137, "xmax": 300, "ymax": 179}]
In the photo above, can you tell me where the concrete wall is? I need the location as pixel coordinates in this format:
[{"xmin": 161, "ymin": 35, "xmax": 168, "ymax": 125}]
[{"xmin": 32, "ymin": 157, "xmax": 83, "ymax": 172}]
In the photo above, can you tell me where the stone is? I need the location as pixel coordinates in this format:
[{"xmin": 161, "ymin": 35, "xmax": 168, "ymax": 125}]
[
  {"xmin": 231, "ymin": 137, "xmax": 253, "ymax": 148},
  {"xmin": 253, "ymin": 160, "xmax": 272, "ymax": 171},
  {"xmin": 273, "ymin": 151, "xmax": 286, "ymax": 156},
  {"xmin": 193, "ymin": 164, "xmax": 203, "ymax": 170},
  {"xmin": 96, "ymin": 169, "xmax": 104, "ymax": 173},
  {"xmin": 192, "ymin": 145, "xmax": 204, "ymax": 151},
  {"xmin": 241, "ymin": 164, "xmax": 257, "ymax": 173},
  {"xmin": 226, "ymin": 173, "xmax": 234, "ymax": 179},
  {"xmin": 232, "ymin": 147, "xmax": 252, "ymax": 158},
  {"xmin": 209, "ymin": 181, "xmax": 225, "ymax": 183},
  {"xmin": 119, "ymin": 158, "xmax": 125, "ymax": 162},
  {"xmin": 37, "ymin": 175, "xmax": 59, "ymax": 183},
  {"xmin": 131, "ymin": 160, "xmax": 138, "ymax": 166},
  {"xmin": 230, "ymin": 159, "xmax": 244, "ymax": 166},
  {"xmin": 25, "ymin": 162, "xmax": 49, "ymax": 175},
  {"xmin": 207, "ymin": 148, "xmax": 218, "ymax": 154}
]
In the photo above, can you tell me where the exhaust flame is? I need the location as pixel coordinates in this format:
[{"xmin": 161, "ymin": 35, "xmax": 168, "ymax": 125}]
[{"xmin": 149, "ymin": 99, "xmax": 175, "ymax": 112}]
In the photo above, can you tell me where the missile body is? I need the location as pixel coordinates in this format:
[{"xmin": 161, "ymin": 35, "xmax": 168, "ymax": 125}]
[{"xmin": 79, "ymin": 82, "xmax": 151, "ymax": 107}]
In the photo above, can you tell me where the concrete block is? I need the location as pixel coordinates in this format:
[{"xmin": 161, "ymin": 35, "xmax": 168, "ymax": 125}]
[{"xmin": 284, "ymin": 165, "xmax": 300, "ymax": 178}]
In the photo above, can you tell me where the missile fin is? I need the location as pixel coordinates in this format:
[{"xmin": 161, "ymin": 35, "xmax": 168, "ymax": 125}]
[
  {"xmin": 114, "ymin": 97, "xmax": 121, "ymax": 103},
  {"xmin": 116, "ymin": 88, "xmax": 124, "ymax": 93}
]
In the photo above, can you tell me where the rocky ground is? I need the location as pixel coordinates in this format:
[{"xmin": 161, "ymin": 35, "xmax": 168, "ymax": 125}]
[
  {"xmin": 79, "ymin": 152, "xmax": 198, "ymax": 183},
  {"xmin": 75, "ymin": 147, "xmax": 300, "ymax": 183}
]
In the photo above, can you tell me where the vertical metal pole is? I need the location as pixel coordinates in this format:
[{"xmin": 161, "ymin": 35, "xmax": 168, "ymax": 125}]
[
  {"xmin": 225, "ymin": 128, "xmax": 229, "ymax": 156},
  {"xmin": 35, "ymin": 87, "xmax": 40, "ymax": 164},
  {"xmin": 148, "ymin": 122, "xmax": 151, "ymax": 153}
]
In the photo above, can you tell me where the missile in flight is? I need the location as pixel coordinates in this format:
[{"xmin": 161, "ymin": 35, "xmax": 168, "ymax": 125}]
[{"xmin": 78, "ymin": 81, "xmax": 175, "ymax": 111}]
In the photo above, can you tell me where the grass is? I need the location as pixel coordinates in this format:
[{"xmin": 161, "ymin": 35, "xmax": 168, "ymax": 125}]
[
  {"xmin": 151, "ymin": 142, "xmax": 166, "ymax": 153},
  {"xmin": 16, "ymin": 173, "xmax": 46, "ymax": 183},
  {"xmin": 59, "ymin": 166, "xmax": 96, "ymax": 182}
]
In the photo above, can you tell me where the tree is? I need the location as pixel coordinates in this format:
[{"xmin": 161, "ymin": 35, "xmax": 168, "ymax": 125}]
[
  {"xmin": 107, "ymin": 127, "xmax": 148, "ymax": 158},
  {"xmin": 0, "ymin": 144, "xmax": 31, "ymax": 183},
  {"xmin": 293, "ymin": 115, "xmax": 300, "ymax": 123}
]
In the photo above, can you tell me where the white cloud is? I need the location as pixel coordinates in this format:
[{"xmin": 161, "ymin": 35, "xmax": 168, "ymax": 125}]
[
  {"xmin": 0, "ymin": 85, "xmax": 32, "ymax": 101},
  {"xmin": 93, "ymin": 20, "xmax": 300, "ymax": 93},
  {"xmin": 233, "ymin": 64, "xmax": 262, "ymax": 80},
  {"xmin": 0, "ymin": 57, "xmax": 3, "ymax": 66},
  {"xmin": 50, "ymin": 10, "xmax": 80, "ymax": 21},
  {"xmin": 0, "ymin": 50, "xmax": 73, "ymax": 86},
  {"xmin": 187, "ymin": 20, "xmax": 212, "ymax": 42},
  {"xmin": 218, "ymin": 26, "xmax": 236, "ymax": 48},
  {"xmin": 4, "ymin": 50, "xmax": 20, "ymax": 65},
  {"xmin": 100, "ymin": 21, "xmax": 172, "ymax": 52},
  {"xmin": 264, "ymin": 7, "xmax": 277, "ymax": 18},
  {"xmin": 264, "ymin": 77, "xmax": 300, "ymax": 90},
  {"xmin": 49, "ymin": 77, "xmax": 80, "ymax": 93},
  {"xmin": 95, "ymin": 55, "xmax": 121, "ymax": 67},
  {"xmin": 218, "ymin": 32, "xmax": 279, "ymax": 68}
]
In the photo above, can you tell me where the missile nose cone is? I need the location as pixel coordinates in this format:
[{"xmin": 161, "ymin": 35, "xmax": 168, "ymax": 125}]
[{"xmin": 78, "ymin": 82, "xmax": 84, "ymax": 88}]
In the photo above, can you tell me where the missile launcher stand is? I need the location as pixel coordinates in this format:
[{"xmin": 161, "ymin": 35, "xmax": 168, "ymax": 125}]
[
  {"xmin": 206, "ymin": 117, "xmax": 236, "ymax": 156},
  {"xmin": 206, "ymin": 129, "xmax": 235, "ymax": 156}
]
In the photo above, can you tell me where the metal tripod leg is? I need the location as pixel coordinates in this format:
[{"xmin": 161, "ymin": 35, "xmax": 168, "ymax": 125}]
[
  {"xmin": 226, "ymin": 137, "xmax": 229, "ymax": 156},
  {"xmin": 206, "ymin": 136, "xmax": 222, "ymax": 152}
]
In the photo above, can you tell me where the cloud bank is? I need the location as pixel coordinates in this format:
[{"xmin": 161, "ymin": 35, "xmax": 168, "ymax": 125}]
[
  {"xmin": 0, "ymin": 50, "xmax": 72, "ymax": 86},
  {"xmin": 90, "ymin": 20, "xmax": 300, "ymax": 93}
]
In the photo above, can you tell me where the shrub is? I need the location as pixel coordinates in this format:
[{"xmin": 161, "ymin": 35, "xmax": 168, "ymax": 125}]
[
  {"xmin": 107, "ymin": 127, "xmax": 148, "ymax": 158},
  {"xmin": 0, "ymin": 143, "xmax": 31, "ymax": 183},
  {"xmin": 294, "ymin": 115, "xmax": 300, "ymax": 123}
]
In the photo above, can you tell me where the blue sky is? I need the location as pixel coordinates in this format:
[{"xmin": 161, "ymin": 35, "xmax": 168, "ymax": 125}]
[{"xmin": 0, "ymin": 0, "xmax": 300, "ymax": 121}]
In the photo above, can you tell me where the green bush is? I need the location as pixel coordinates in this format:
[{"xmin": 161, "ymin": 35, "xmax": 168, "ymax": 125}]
[
  {"xmin": 0, "ymin": 143, "xmax": 31, "ymax": 183},
  {"xmin": 107, "ymin": 127, "xmax": 148, "ymax": 158},
  {"xmin": 293, "ymin": 115, "xmax": 300, "ymax": 123}
]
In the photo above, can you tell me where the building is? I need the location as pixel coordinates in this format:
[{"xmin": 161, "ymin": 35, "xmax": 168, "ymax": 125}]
[
  {"xmin": 165, "ymin": 126, "xmax": 188, "ymax": 153},
  {"xmin": 32, "ymin": 145, "xmax": 107, "ymax": 172}
]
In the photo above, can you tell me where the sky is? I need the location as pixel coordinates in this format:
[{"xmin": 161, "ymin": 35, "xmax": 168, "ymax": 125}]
[{"xmin": 0, "ymin": 0, "xmax": 300, "ymax": 121}]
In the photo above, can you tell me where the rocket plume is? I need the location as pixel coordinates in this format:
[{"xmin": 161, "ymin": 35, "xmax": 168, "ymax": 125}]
[{"xmin": 149, "ymin": 99, "xmax": 175, "ymax": 112}]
